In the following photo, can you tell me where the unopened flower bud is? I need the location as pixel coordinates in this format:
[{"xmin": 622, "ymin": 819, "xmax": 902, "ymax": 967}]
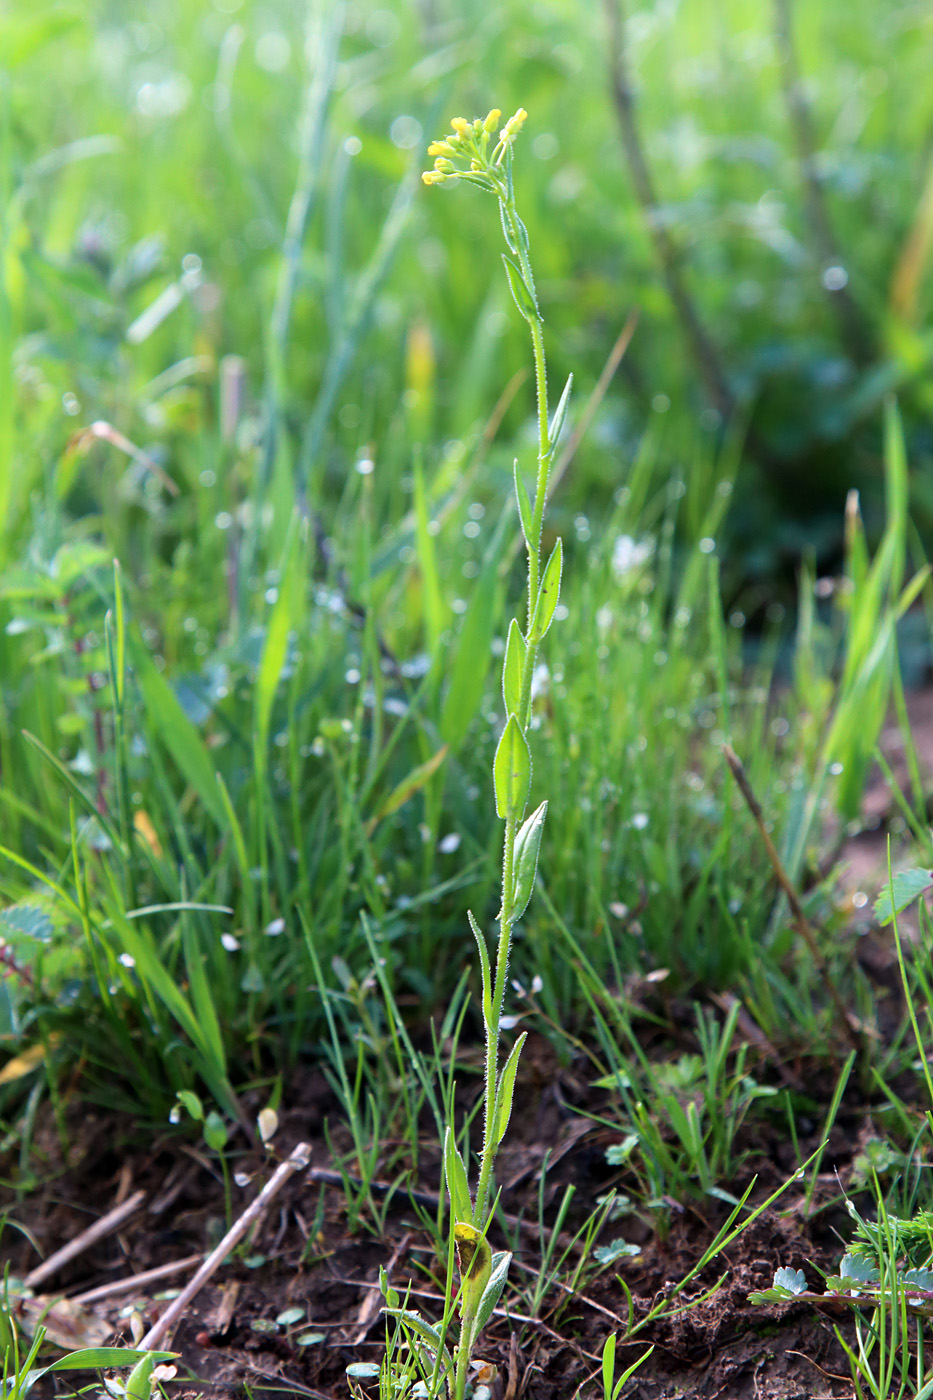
[
  {"xmin": 427, "ymin": 141, "xmax": 455, "ymax": 158},
  {"xmin": 500, "ymin": 108, "xmax": 528, "ymax": 142},
  {"xmin": 483, "ymin": 109, "xmax": 502, "ymax": 133},
  {"xmin": 450, "ymin": 117, "xmax": 470, "ymax": 135}
]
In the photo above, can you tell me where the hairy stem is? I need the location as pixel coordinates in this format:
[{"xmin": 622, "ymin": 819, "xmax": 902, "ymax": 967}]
[{"xmin": 474, "ymin": 190, "xmax": 551, "ymax": 1229}]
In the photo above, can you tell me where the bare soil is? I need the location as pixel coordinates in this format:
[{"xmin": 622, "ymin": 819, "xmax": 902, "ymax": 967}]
[{"xmin": 0, "ymin": 1045, "xmax": 881, "ymax": 1400}]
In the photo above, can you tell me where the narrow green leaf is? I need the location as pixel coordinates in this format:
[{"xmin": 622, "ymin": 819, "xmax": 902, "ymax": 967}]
[
  {"xmin": 613, "ymin": 1346, "xmax": 655, "ymax": 1392},
  {"xmin": 379, "ymin": 1266, "xmax": 400, "ymax": 1310},
  {"xmin": 492, "ymin": 1031, "xmax": 527, "ymax": 1147},
  {"xmin": 499, "ymin": 200, "xmax": 518, "ymax": 254},
  {"xmin": 364, "ymin": 745, "xmax": 448, "ymax": 834},
  {"xmin": 444, "ymin": 1126, "xmax": 473, "ymax": 1224},
  {"xmin": 603, "ymin": 1334, "xmax": 617, "ymax": 1400},
  {"xmin": 40, "ymin": 1348, "xmax": 175, "ymax": 1375},
  {"xmin": 529, "ymin": 539, "xmax": 562, "ymax": 643},
  {"xmin": 492, "ymin": 714, "xmax": 531, "ymax": 820},
  {"xmin": 183, "ymin": 917, "xmax": 228, "ymax": 1084},
  {"xmin": 547, "ymin": 372, "xmax": 573, "ymax": 456},
  {"xmin": 472, "ymin": 1248, "xmax": 511, "ymax": 1335},
  {"xmin": 216, "ymin": 772, "xmax": 251, "ymax": 889},
  {"xmin": 468, "ymin": 910, "xmax": 493, "ymax": 1031},
  {"xmin": 509, "ymin": 799, "xmax": 547, "ymax": 922},
  {"xmin": 256, "ymin": 524, "xmax": 304, "ymax": 761},
  {"xmin": 21, "ymin": 731, "xmax": 121, "ymax": 850},
  {"xmin": 129, "ymin": 635, "xmax": 226, "ymax": 829},
  {"xmin": 513, "ymin": 460, "xmax": 534, "ymax": 547},
  {"xmin": 124, "ymin": 1350, "xmax": 156, "ymax": 1400},
  {"xmin": 112, "ymin": 559, "xmax": 126, "ymax": 709},
  {"xmin": 501, "ymin": 618, "xmax": 526, "ymax": 716},
  {"xmin": 501, "ymin": 252, "xmax": 538, "ymax": 321},
  {"xmin": 382, "ymin": 1308, "xmax": 447, "ymax": 1353}
]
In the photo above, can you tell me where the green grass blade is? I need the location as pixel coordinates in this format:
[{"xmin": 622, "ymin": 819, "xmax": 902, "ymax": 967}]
[{"xmin": 129, "ymin": 631, "xmax": 226, "ymax": 829}]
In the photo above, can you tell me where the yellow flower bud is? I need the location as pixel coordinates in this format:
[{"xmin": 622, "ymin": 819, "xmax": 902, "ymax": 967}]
[
  {"xmin": 500, "ymin": 108, "xmax": 528, "ymax": 142},
  {"xmin": 450, "ymin": 117, "xmax": 470, "ymax": 135},
  {"xmin": 434, "ymin": 157, "xmax": 454, "ymax": 173},
  {"xmin": 483, "ymin": 109, "xmax": 502, "ymax": 133},
  {"xmin": 422, "ymin": 171, "xmax": 445, "ymax": 185},
  {"xmin": 427, "ymin": 141, "xmax": 455, "ymax": 158}
]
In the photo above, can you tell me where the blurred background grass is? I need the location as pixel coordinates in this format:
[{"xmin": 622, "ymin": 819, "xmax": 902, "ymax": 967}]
[{"xmin": 8, "ymin": 0, "xmax": 933, "ymax": 592}]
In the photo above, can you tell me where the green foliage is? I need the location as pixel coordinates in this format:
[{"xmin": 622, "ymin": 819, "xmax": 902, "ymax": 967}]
[{"xmin": 0, "ymin": 0, "xmax": 922, "ymax": 1142}]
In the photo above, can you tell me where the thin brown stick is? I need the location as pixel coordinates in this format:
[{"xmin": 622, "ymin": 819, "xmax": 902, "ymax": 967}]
[
  {"xmin": 69, "ymin": 1254, "xmax": 203, "ymax": 1305},
  {"xmin": 138, "ymin": 1142, "xmax": 311, "ymax": 1351},
  {"xmin": 771, "ymin": 0, "xmax": 872, "ymax": 363},
  {"xmin": 723, "ymin": 744, "xmax": 857, "ymax": 1047},
  {"xmin": 601, "ymin": 0, "xmax": 734, "ymax": 423},
  {"xmin": 24, "ymin": 1190, "xmax": 146, "ymax": 1290},
  {"xmin": 549, "ymin": 310, "xmax": 639, "ymax": 498}
]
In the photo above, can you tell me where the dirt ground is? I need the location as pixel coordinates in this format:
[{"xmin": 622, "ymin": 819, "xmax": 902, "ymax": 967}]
[
  {"xmin": 4, "ymin": 692, "xmax": 933, "ymax": 1400},
  {"xmin": 4, "ymin": 1063, "xmax": 865, "ymax": 1400}
]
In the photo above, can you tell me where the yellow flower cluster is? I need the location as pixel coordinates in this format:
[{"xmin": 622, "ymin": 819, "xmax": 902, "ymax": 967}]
[{"xmin": 422, "ymin": 107, "xmax": 528, "ymax": 188}]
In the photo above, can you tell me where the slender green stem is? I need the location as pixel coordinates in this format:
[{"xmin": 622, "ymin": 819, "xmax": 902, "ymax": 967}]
[
  {"xmin": 422, "ymin": 111, "xmax": 557, "ymax": 1391},
  {"xmin": 474, "ymin": 811, "xmax": 516, "ymax": 1224},
  {"xmin": 473, "ymin": 190, "xmax": 551, "ymax": 1229}
]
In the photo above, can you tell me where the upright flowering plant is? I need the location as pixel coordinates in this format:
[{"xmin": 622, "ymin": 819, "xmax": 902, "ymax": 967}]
[{"xmin": 355, "ymin": 108, "xmax": 570, "ymax": 1400}]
